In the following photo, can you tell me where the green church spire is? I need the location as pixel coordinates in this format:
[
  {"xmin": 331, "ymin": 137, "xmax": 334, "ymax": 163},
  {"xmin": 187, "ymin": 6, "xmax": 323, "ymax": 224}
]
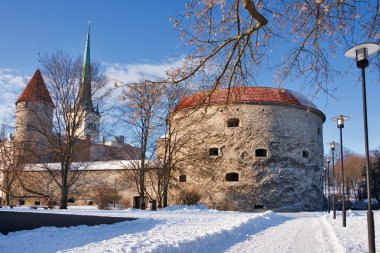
[{"xmin": 78, "ymin": 22, "xmax": 94, "ymax": 111}]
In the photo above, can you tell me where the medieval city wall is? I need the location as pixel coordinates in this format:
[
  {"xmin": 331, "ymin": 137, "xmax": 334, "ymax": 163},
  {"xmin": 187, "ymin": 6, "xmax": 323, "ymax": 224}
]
[{"xmin": 8, "ymin": 168, "xmax": 157, "ymax": 208}]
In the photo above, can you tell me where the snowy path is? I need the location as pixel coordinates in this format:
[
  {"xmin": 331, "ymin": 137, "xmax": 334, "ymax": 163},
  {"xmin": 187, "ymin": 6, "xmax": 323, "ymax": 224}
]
[
  {"xmin": 225, "ymin": 213, "xmax": 345, "ymax": 253},
  {"xmin": 0, "ymin": 206, "xmax": 378, "ymax": 252}
]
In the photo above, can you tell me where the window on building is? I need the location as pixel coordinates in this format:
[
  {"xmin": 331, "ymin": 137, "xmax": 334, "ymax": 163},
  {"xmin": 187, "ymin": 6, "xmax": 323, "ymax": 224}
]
[
  {"xmin": 209, "ymin": 148, "xmax": 219, "ymax": 156},
  {"xmin": 227, "ymin": 118, "xmax": 239, "ymax": 127},
  {"xmin": 68, "ymin": 198, "xmax": 75, "ymax": 203},
  {"xmin": 318, "ymin": 128, "xmax": 321, "ymax": 135},
  {"xmin": 255, "ymin": 149, "xmax": 267, "ymax": 157},
  {"xmin": 302, "ymin": 150, "xmax": 309, "ymax": 158},
  {"xmin": 226, "ymin": 172, "xmax": 239, "ymax": 181},
  {"xmin": 179, "ymin": 175, "xmax": 187, "ymax": 182},
  {"xmin": 25, "ymin": 101, "xmax": 30, "ymax": 108}
]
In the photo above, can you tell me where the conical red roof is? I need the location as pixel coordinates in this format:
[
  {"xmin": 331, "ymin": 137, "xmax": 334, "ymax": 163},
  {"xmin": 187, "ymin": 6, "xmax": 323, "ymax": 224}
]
[{"xmin": 16, "ymin": 69, "xmax": 54, "ymax": 107}]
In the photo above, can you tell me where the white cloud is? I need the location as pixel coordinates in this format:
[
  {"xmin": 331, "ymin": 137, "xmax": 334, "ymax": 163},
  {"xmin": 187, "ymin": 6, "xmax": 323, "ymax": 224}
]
[
  {"xmin": 0, "ymin": 68, "xmax": 27, "ymax": 127},
  {"xmin": 103, "ymin": 58, "xmax": 184, "ymax": 84},
  {"xmin": 101, "ymin": 58, "xmax": 184, "ymax": 110},
  {"xmin": 0, "ymin": 59, "xmax": 185, "ymax": 135},
  {"xmin": 99, "ymin": 58, "xmax": 185, "ymax": 138}
]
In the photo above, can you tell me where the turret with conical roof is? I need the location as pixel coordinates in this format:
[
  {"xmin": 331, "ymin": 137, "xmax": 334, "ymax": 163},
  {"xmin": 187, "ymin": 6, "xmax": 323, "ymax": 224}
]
[
  {"xmin": 15, "ymin": 69, "xmax": 54, "ymax": 161},
  {"xmin": 16, "ymin": 69, "xmax": 54, "ymax": 107}
]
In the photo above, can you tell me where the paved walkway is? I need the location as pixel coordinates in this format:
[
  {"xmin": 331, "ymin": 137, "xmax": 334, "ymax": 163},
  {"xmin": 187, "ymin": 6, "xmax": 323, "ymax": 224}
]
[{"xmin": 225, "ymin": 213, "xmax": 345, "ymax": 253}]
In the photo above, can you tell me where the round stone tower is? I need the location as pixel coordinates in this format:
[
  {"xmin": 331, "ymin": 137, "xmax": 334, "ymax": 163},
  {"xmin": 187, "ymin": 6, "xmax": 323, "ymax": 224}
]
[
  {"xmin": 169, "ymin": 87, "xmax": 325, "ymax": 211},
  {"xmin": 15, "ymin": 69, "xmax": 54, "ymax": 160}
]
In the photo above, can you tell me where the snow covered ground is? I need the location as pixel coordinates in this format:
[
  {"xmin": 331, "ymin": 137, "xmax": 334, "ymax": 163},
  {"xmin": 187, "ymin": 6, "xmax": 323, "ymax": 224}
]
[{"xmin": 0, "ymin": 205, "xmax": 379, "ymax": 253}]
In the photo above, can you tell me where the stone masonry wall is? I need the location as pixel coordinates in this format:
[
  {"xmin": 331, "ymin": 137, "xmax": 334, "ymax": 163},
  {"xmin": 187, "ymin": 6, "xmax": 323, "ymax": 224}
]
[
  {"xmin": 15, "ymin": 102, "xmax": 53, "ymax": 142},
  {"xmin": 9, "ymin": 169, "xmax": 157, "ymax": 209},
  {"xmin": 169, "ymin": 102, "xmax": 325, "ymax": 211}
]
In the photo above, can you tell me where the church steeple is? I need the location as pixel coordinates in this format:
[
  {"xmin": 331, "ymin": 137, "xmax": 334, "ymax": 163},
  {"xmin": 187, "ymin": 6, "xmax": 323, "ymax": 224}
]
[
  {"xmin": 76, "ymin": 23, "xmax": 100, "ymax": 143},
  {"xmin": 78, "ymin": 22, "xmax": 94, "ymax": 112}
]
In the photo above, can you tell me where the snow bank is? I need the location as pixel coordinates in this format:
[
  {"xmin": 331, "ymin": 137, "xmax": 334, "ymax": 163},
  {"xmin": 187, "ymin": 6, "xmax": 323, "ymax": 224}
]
[{"xmin": 161, "ymin": 204, "xmax": 211, "ymax": 212}]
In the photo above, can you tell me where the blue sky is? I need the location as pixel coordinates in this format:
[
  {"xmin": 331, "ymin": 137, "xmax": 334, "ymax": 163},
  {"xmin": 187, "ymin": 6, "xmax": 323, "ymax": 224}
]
[{"xmin": 0, "ymin": 1, "xmax": 379, "ymax": 155}]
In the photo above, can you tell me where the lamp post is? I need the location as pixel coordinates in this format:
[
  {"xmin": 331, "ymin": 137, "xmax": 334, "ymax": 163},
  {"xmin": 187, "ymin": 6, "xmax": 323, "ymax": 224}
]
[
  {"xmin": 330, "ymin": 141, "xmax": 336, "ymax": 219},
  {"xmin": 345, "ymin": 43, "xmax": 380, "ymax": 253},
  {"xmin": 323, "ymin": 167, "xmax": 327, "ymax": 211},
  {"xmin": 327, "ymin": 158, "xmax": 331, "ymax": 214},
  {"xmin": 332, "ymin": 115, "xmax": 350, "ymax": 227}
]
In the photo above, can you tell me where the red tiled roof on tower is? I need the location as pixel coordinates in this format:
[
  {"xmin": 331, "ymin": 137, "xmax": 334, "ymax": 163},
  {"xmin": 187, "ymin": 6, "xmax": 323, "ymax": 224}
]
[
  {"xmin": 16, "ymin": 69, "xmax": 54, "ymax": 107},
  {"xmin": 174, "ymin": 87, "xmax": 325, "ymax": 120}
]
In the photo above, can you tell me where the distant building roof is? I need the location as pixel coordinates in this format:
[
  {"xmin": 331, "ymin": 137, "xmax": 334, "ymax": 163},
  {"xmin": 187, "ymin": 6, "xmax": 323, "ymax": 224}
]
[
  {"xmin": 16, "ymin": 69, "xmax": 54, "ymax": 107},
  {"xmin": 174, "ymin": 87, "xmax": 325, "ymax": 120},
  {"xmin": 24, "ymin": 160, "xmax": 161, "ymax": 171}
]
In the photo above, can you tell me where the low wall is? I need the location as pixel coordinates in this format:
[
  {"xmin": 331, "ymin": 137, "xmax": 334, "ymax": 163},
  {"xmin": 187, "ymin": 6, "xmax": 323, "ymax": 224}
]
[{"xmin": 0, "ymin": 211, "xmax": 135, "ymax": 235}]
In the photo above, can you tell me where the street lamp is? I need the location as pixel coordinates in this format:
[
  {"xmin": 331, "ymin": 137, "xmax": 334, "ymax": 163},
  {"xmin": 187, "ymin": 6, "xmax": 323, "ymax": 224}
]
[
  {"xmin": 329, "ymin": 141, "xmax": 336, "ymax": 219},
  {"xmin": 332, "ymin": 115, "xmax": 350, "ymax": 227},
  {"xmin": 345, "ymin": 42, "xmax": 380, "ymax": 253},
  {"xmin": 323, "ymin": 167, "xmax": 327, "ymax": 212},
  {"xmin": 331, "ymin": 142, "xmax": 336, "ymax": 219},
  {"xmin": 327, "ymin": 158, "xmax": 331, "ymax": 214}
]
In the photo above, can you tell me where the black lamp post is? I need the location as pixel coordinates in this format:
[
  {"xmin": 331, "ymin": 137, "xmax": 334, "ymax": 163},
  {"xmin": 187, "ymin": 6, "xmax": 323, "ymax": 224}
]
[
  {"xmin": 330, "ymin": 141, "xmax": 336, "ymax": 219},
  {"xmin": 332, "ymin": 115, "xmax": 350, "ymax": 227},
  {"xmin": 327, "ymin": 158, "xmax": 331, "ymax": 213},
  {"xmin": 345, "ymin": 43, "xmax": 380, "ymax": 253},
  {"xmin": 323, "ymin": 167, "xmax": 327, "ymax": 211}
]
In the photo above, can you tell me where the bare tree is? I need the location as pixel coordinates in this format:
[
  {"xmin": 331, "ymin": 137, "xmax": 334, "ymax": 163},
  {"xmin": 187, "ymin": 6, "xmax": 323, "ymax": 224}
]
[
  {"xmin": 25, "ymin": 51, "xmax": 109, "ymax": 209},
  {"xmin": 156, "ymin": 84, "xmax": 190, "ymax": 207},
  {"xmin": 369, "ymin": 148, "xmax": 380, "ymax": 204},
  {"xmin": 117, "ymin": 81, "xmax": 163, "ymax": 209},
  {"xmin": 0, "ymin": 126, "xmax": 25, "ymax": 205},
  {"xmin": 161, "ymin": 0, "xmax": 379, "ymax": 95}
]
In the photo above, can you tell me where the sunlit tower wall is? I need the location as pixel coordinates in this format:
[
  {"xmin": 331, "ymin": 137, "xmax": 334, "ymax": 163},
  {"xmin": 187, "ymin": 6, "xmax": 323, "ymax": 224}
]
[
  {"xmin": 168, "ymin": 87, "xmax": 325, "ymax": 211},
  {"xmin": 14, "ymin": 69, "xmax": 54, "ymax": 161}
]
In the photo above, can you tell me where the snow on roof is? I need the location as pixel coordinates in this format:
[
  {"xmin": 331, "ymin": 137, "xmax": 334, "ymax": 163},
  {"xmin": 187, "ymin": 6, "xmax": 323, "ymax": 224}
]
[{"xmin": 24, "ymin": 160, "xmax": 160, "ymax": 172}]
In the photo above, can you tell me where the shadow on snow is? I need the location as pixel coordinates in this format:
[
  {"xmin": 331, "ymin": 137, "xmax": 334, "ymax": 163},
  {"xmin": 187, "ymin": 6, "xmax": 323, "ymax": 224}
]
[
  {"xmin": 0, "ymin": 218, "xmax": 161, "ymax": 253},
  {"xmin": 152, "ymin": 212, "xmax": 293, "ymax": 253}
]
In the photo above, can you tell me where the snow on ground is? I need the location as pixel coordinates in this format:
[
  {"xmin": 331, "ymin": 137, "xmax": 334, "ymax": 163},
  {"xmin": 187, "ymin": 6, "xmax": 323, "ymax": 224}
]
[{"xmin": 0, "ymin": 206, "xmax": 379, "ymax": 253}]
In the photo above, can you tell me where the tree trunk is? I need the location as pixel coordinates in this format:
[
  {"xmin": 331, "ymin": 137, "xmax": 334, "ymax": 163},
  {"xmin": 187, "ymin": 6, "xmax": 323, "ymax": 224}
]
[
  {"xmin": 163, "ymin": 185, "xmax": 168, "ymax": 208},
  {"xmin": 140, "ymin": 195, "xmax": 145, "ymax": 210},
  {"xmin": 5, "ymin": 190, "xmax": 10, "ymax": 206},
  {"xmin": 158, "ymin": 200, "xmax": 162, "ymax": 209},
  {"xmin": 60, "ymin": 186, "xmax": 68, "ymax": 209},
  {"xmin": 139, "ymin": 169, "xmax": 145, "ymax": 210}
]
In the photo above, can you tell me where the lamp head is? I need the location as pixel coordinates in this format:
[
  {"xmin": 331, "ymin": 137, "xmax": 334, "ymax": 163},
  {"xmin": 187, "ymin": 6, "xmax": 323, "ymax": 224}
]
[
  {"xmin": 356, "ymin": 48, "xmax": 369, "ymax": 68},
  {"xmin": 345, "ymin": 43, "xmax": 380, "ymax": 69},
  {"xmin": 330, "ymin": 141, "xmax": 336, "ymax": 150},
  {"xmin": 332, "ymin": 115, "xmax": 350, "ymax": 128}
]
